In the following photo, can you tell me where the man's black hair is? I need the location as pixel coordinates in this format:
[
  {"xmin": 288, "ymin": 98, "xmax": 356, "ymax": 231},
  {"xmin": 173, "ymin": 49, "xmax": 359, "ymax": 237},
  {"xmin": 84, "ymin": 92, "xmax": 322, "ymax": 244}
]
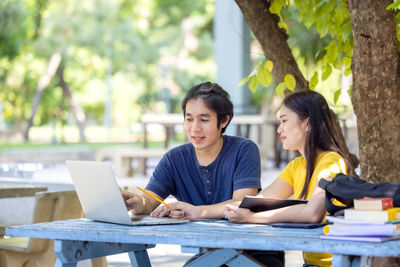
[{"xmin": 181, "ymin": 82, "xmax": 233, "ymax": 134}]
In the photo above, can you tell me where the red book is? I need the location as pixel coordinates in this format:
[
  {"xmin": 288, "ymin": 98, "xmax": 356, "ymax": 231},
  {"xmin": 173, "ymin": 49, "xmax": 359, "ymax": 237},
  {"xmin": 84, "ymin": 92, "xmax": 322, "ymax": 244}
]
[{"xmin": 354, "ymin": 197, "xmax": 393, "ymax": 210}]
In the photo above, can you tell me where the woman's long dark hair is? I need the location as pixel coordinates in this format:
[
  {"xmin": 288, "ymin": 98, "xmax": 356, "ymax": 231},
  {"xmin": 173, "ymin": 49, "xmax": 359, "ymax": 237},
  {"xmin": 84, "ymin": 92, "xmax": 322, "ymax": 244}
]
[{"xmin": 283, "ymin": 90, "xmax": 355, "ymax": 199}]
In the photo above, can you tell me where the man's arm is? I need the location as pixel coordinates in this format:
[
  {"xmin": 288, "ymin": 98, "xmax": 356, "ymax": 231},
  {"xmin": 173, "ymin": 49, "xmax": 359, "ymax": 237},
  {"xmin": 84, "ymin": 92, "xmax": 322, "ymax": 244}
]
[
  {"xmin": 122, "ymin": 189, "xmax": 164, "ymax": 215},
  {"xmin": 163, "ymin": 187, "xmax": 258, "ymax": 220}
]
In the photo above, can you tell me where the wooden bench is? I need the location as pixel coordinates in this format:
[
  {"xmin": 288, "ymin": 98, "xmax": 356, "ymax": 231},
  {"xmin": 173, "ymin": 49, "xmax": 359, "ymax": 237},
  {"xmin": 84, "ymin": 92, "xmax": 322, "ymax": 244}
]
[
  {"xmin": 97, "ymin": 113, "xmax": 284, "ymax": 177},
  {"xmin": 141, "ymin": 113, "xmax": 278, "ymax": 147},
  {"xmin": 0, "ymin": 186, "xmax": 47, "ymax": 237},
  {"xmin": 141, "ymin": 113, "xmax": 287, "ymax": 167},
  {"xmin": 0, "ymin": 190, "xmax": 106, "ymax": 267},
  {"xmin": 0, "ymin": 187, "xmax": 47, "ymax": 198},
  {"xmin": 96, "ymin": 147, "xmax": 168, "ymax": 177}
]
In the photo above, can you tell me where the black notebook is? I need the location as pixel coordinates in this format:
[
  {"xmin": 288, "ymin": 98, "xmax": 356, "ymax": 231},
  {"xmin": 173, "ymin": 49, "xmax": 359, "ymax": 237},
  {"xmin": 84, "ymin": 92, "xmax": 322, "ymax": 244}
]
[{"xmin": 239, "ymin": 196, "xmax": 308, "ymax": 212}]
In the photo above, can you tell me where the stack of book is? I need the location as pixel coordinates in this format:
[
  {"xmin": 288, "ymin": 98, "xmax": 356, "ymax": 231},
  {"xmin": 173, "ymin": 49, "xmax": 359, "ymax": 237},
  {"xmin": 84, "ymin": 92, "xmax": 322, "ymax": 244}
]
[{"xmin": 321, "ymin": 197, "xmax": 400, "ymax": 242}]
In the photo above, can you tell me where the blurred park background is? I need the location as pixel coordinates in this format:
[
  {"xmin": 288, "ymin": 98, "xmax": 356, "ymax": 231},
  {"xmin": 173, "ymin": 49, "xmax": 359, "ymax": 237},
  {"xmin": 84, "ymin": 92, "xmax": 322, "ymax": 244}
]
[{"xmin": 0, "ymin": 0, "xmax": 358, "ymax": 170}]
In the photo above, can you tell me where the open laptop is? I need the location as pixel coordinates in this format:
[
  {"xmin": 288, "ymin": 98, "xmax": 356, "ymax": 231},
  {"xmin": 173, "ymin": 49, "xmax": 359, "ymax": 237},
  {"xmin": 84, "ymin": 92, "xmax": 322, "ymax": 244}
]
[{"xmin": 65, "ymin": 160, "xmax": 188, "ymax": 226}]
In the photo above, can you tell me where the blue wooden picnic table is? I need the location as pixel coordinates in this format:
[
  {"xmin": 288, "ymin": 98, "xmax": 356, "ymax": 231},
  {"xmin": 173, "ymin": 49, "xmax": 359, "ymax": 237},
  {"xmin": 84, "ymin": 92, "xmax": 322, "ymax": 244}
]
[{"xmin": 6, "ymin": 218, "xmax": 400, "ymax": 267}]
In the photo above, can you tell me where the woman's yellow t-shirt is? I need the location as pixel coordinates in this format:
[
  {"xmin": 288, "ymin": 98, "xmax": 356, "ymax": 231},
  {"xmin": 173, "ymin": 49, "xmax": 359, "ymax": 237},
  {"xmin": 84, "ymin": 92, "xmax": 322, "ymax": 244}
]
[{"xmin": 278, "ymin": 151, "xmax": 348, "ymax": 267}]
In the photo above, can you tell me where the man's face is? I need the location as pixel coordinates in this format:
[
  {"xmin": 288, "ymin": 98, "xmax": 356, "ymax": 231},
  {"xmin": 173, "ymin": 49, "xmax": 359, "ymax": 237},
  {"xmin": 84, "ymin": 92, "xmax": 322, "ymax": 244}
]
[{"xmin": 184, "ymin": 98, "xmax": 228, "ymax": 152}]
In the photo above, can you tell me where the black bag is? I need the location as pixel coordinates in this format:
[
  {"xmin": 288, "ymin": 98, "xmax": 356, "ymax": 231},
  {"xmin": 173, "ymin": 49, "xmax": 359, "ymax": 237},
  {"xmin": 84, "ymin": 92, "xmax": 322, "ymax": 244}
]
[{"xmin": 318, "ymin": 173, "xmax": 400, "ymax": 215}]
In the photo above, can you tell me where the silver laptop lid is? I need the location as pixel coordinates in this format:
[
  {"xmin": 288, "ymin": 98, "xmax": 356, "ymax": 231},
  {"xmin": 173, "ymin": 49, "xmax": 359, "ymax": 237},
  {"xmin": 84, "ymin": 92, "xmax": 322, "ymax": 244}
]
[{"xmin": 66, "ymin": 160, "xmax": 132, "ymax": 225}]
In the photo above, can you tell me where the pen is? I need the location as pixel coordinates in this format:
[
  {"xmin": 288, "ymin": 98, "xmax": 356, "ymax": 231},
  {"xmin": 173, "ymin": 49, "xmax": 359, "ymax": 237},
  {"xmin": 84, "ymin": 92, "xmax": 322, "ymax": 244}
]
[{"xmin": 137, "ymin": 187, "xmax": 170, "ymax": 208}]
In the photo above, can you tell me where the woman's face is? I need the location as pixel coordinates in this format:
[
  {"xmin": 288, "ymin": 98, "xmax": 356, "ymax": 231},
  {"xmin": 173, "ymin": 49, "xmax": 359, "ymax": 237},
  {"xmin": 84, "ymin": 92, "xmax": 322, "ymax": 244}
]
[{"xmin": 277, "ymin": 105, "xmax": 309, "ymax": 156}]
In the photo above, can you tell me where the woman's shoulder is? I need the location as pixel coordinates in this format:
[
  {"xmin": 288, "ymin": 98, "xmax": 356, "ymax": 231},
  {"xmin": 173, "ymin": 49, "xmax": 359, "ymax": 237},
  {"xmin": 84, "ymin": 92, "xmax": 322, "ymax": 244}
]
[
  {"xmin": 286, "ymin": 155, "xmax": 305, "ymax": 168},
  {"xmin": 318, "ymin": 151, "xmax": 344, "ymax": 162}
]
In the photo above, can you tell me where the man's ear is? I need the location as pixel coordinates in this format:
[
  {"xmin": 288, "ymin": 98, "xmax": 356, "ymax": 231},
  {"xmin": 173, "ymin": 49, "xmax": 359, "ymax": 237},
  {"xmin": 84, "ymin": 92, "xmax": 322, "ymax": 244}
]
[{"xmin": 221, "ymin": 115, "xmax": 230, "ymax": 129}]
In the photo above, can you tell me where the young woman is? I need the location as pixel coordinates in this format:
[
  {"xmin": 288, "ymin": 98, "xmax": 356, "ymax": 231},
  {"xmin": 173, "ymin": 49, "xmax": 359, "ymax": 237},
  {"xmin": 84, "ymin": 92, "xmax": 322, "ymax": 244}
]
[{"xmin": 224, "ymin": 90, "xmax": 355, "ymax": 267}]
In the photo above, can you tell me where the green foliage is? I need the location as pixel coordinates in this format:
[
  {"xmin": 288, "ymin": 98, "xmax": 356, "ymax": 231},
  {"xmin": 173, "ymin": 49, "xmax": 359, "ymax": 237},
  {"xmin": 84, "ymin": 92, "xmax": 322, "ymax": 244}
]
[
  {"xmin": 284, "ymin": 74, "xmax": 296, "ymax": 91},
  {"xmin": 387, "ymin": 0, "xmax": 400, "ymax": 50},
  {"xmin": 0, "ymin": 0, "xmax": 216, "ymax": 131},
  {"xmin": 0, "ymin": 0, "xmax": 30, "ymax": 59},
  {"xmin": 309, "ymin": 72, "xmax": 319, "ymax": 90},
  {"xmin": 275, "ymin": 82, "xmax": 286, "ymax": 98},
  {"xmin": 239, "ymin": 60, "xmax": 274, "ymax": 93},
  {"xmin": 387, "ymin": 1, "xmax": 400, "ymax": 11},
  {"xmin": 238, "ymin": 0, "xmax": 367, "ymax": 105}
]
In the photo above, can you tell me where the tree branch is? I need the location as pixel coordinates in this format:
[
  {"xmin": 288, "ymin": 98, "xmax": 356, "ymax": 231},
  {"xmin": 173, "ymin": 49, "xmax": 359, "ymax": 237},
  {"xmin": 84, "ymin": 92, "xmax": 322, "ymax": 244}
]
[{"xmin": 235, "ymin": 0, "xmax": 308, "ymax": 91}]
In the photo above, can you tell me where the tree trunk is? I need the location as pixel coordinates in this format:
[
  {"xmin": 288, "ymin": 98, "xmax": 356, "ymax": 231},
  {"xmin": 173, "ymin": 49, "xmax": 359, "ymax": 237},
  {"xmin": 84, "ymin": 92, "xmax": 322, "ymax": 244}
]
[
  {"xmin": 24, "ymin": 52, "xmax": 62, "ymax": 140},
  {"xmin": 235, "ymin": 0, "xmax": 357, "ymax": 174},
  {"xmin": 235, "ymin": 0, "xmax": 308, "ymax": 91},
  {"xmin": 56, "ymin": 61, "xmax": 86, "ymax": 142},
  {"xmin": 348, "ymin": 0, "xmax": 400, "ymax": 182}
]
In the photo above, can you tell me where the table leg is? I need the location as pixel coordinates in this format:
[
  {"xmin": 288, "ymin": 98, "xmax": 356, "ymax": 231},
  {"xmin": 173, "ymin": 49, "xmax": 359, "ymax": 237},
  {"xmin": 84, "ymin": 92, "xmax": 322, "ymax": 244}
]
[
  {"xmin": 54, "ymin": 240, "xmax": 154, "ymax": 266},
  {"xmin": 185, "ymin": 248, "xmax": 261, "ymax": 267},
  {"xmin": 128, "ymin": 250, "xmax": 151, "ymax": 267},
  {"xmin": 332, "ymin": 254, "xmax": 360, "ymax": 267},
  {"xmin": 55, "ymin": 258, "xmax": 77, "ymax": 267}
]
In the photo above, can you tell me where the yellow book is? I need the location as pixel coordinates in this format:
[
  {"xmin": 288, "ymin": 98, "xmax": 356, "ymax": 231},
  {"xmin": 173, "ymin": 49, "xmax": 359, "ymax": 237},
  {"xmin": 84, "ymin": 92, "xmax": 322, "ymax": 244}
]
[{"xmin": 344, "ymin": 207, "xmax": 400, "ymax": 223}]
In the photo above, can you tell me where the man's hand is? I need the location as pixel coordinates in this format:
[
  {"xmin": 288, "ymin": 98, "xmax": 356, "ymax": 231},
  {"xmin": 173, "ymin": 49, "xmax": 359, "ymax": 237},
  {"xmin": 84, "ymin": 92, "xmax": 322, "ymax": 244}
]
[
  {"xmin": 121, "ymin": 190, "xmax": 145, "ymax": 214},
  {"xmin": 224, "ymin": 204, "xmax": 254, "ymax": 223},
  {"xmin": 167, "ymin": 201, "xmax": 202, "ymax": 220}
]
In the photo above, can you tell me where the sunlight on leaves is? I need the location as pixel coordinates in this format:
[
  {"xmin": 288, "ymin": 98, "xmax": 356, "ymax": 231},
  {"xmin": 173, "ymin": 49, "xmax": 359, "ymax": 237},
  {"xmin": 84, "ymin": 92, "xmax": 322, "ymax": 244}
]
[
  {"xmin": 265, "ymin": 60, "xmax": 274, "ymax": 72},
  {"xmin": 309, "ymin": 72, "xmax": 319, "ymax": 90},
  {"xmin": 284, "ymin": 74, "xmax": 296, "ymax": 91},
  {"xmin": 249, "ymin": 75, "xmax": 258, "ymax": 93},
  {"xmin": 257, "ymin": 68, "xmax": 272, "ymax": 87},
  {"xmin": 334, "ymin": 89, "xmax": 341, "ymax": 104},
  {"xmin": 275, "ymin": 82, "xmax": 286, "ymax": 98},
  {"xmin": 238, "ymin": 76, "xmax": 250, "ymax": 88}
]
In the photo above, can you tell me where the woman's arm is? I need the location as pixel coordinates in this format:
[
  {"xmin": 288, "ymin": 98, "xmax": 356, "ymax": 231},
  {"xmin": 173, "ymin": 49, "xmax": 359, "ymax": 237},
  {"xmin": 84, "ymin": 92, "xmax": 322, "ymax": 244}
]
[
  {"xmin": 258, "ymin": 178, "xmax": 294, "ymax": 199},
  {"xmin": 225, "ymin": 178, "xmax": 326, "ymax": 224}
]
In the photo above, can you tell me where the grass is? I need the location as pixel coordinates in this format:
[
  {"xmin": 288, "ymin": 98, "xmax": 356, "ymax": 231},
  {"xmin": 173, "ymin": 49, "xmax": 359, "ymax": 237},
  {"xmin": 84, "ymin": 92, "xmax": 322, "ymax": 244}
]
[{"xmin": 0, "ymin": 125, "xmax": 186, "ymax": 152}]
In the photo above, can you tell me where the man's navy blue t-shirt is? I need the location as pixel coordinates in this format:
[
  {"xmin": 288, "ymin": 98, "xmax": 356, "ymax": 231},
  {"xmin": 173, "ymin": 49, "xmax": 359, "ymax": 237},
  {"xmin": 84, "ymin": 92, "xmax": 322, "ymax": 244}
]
[{"xmin": 146, "ymin": 135, "xmax": 261, "ymax": 205}]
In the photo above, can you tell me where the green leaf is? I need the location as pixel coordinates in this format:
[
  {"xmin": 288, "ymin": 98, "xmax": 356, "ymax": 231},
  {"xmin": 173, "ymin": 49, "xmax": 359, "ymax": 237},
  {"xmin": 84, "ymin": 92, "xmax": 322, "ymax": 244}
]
[
  {"xmin": 333, "ymin": 89, "xmax": 341, "ymax": 104},
  {"xmin": 255, "ymin": 60, "xmax": 264, "ymax": 71},
  {"xmin": 265, "ymin": 60, "xmax": 274, "ymax": 72},
  {"xmin": 275, "ymin": 82, "xmax": 286, "ymax": 98},
  {"xmin": 347, "ymin": 85, "xmax": 352, "ymax": 96},
  {"xmin": 317, "ymin": 21, "xmax": 329, "ymax": 37},
  {"xmin": 386, "ymin": 3, "xmax": 399, "ymax": 10},
  {"xmin": 321, "ymin": 64, "xmax": 332, "ymax": 81},
  {"xmin": 284, "ymin": 74, "xmax": 296, "ymax": 91},
  {"xmin": 269, "ymin": 0, "xmax": 282, "ymax": 15},
  {"xmin": 248, "ymin": 75, "xmax": 258, "ymax": 93},
  {"xmin": 257, "ymin": 68, "xmax": 272, "ymax": 87},
  {"xmin": 344, "ymin": 66, "xmax": 352, "ymax": 76},
  {"xmin": 278, "ymin": 21, "xmax": 289, "ymax": 34},
  {"xmin": 309, "ymin": 72, "xmax": 319, "ymax": 90},
  {"xmin": 343, "ymin": 56, "xmax": 352, "ymax": 67},
  {"xmin": 238, "ymin": 76, "xmax": 250, "ymax": 88},
  {"xmin": 326, "ymin": 41, "xmax": 338, "ymax": 63}
]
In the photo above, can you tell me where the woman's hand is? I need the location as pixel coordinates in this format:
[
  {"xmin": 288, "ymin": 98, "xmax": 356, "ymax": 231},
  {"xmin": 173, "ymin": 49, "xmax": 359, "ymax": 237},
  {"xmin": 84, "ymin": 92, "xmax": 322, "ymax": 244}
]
[
  {"xmin": 150, "ymin": 205, "xmax": 171, "ymax": 218},
  {"xmin": 224, "ymin": 204, "xmax": 255, "ymax": 223}
]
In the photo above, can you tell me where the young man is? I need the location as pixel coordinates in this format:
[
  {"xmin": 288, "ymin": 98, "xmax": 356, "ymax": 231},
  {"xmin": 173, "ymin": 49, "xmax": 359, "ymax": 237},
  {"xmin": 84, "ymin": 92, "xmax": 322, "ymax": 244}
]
[
  {"xmin": 122, "ymin": 81, "xmax": 261, "ymax": 219},
  {"xmin": 122, "ymin": 82, "xmax": 284, "ymax": 266}
]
